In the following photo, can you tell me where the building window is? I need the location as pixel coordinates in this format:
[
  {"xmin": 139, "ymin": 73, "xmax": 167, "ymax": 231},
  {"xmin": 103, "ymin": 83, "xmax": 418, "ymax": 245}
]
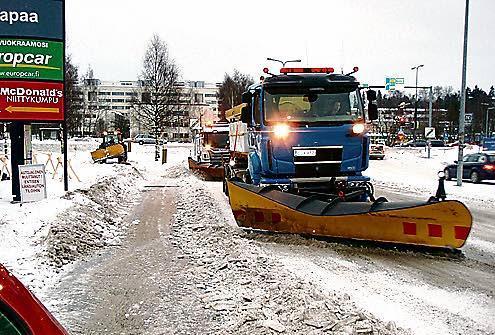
[
  {"xmin": 111, "ymin": 92, "xmax": 125, "ymax": 96},
  {"xmin": 112, "ymin": 99, "xmax": 125, "ymax": 103}
]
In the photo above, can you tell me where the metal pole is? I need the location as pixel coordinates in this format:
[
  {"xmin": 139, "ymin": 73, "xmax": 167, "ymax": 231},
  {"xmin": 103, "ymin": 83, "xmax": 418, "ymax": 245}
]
[
  {"xmin": 427, "ymin": 86, "xmax": 433, "ymax": 159},
  {"xmin": 414, "ymin": 68, "xmax": 418, "ymax": 142},
  {"xmin": 486, "ymin": 108, "xmax": 490, "ymax": 137},
  {"xmin": 457, "ymin": 0, "xmax": 469, "ymax": 187},
  {"xmin": 3, "ymin": 123, "xmax": 7, "ymax": 155},
  {"xmin": 428, "ymin": 87, "xmax": 433, "ymax": 128},
  {"xmin": 62, "ymin": 0, "xmax": 68, "ymax": 192}
]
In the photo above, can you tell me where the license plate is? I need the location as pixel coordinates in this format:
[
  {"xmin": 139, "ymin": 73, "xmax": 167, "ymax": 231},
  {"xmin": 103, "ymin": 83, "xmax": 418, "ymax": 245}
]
[{"xmin": 294, "ymin": 149, "xmax": 316, "ymax": 157}]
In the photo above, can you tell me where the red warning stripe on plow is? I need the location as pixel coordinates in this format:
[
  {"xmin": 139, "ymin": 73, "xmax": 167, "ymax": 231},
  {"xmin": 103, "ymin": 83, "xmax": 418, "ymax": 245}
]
[
  {"xmin": 454, "ymin": 226, "xmax": 470, "ymax": 240},
  {"xmin": 428, "ymin": 224, "xmax": 443, "ymax": 238},
  {"xmin": 403, "ymin": 222, "xmax": 417, "ymax": 235},
  {"xmin": 254, "ymin": 211, "xmax": 264, "ymax": 223},
  {"xmin": 272, "ymin": 212, "xmax": 282, "ymax": 223},
  {"xmin": 232, "ymin": 210, "xmax": 246, "ymax": 220}
]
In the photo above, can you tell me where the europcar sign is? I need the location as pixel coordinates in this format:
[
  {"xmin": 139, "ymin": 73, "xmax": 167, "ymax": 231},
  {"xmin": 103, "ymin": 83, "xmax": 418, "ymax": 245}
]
[
  {"xmin": 0, "ymin": 0, "xmax": 64, "ymax": 122},
  {"xmin": 0, "ymin": 0, "xmax": 63, "ymax": 40},
  {"xmin": 0, "ymin": 38, "xmax": 63, "ymax": 81}
]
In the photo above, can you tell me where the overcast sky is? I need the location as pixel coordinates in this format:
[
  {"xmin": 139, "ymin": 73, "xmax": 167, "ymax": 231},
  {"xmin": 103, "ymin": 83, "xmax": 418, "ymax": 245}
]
[{"xmin": 66, "ymin": 0, "xmax": 494, "ymax": 92}]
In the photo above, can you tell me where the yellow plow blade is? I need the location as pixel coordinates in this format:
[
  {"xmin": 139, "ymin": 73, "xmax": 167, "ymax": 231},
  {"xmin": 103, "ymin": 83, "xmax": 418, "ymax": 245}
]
[
  {"xmin": 91, "ymin": 144, "xmax": 125, "ymax": 162},
  {"xmin": 227, "ymin": 180, "xmax": 472, "ymax": 249}
]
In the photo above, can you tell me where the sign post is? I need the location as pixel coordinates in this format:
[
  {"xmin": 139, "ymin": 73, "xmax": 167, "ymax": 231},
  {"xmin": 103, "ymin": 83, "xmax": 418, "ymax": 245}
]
[
  {"xmin": 425, "ymin": 127, "xmax": 436, "ymax": 159},
  {"xmin": 0, "ymin": 0, "xmax": 65, "ymax": 201},
  {"xmin": 385, "ymin": 77, "xmax": 405, "ymax": 92}
]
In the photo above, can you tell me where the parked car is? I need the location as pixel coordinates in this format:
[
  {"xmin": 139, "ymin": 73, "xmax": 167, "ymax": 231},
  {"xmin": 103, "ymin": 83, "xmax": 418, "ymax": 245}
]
[
  {"xmin": 0, "ymin": 264, "xmax": 68, "ymax": 334},
  {"xmin": 444, "ymin": 153, "xmax": 495, "ymax": 183},
  {"xmin": 405, "ymin": 140, "xmax": 427, "ymax": 147},
  {"xmin": 133, "ymin": 134, "xmax": 164, "ymax": 145},
  {"xmin": 429, "ymin": 139, "xmax": 445, "ymax": 147},
  {"xmin": 369, "ymin": 143, "xmax": 385, "ymax": 160}
]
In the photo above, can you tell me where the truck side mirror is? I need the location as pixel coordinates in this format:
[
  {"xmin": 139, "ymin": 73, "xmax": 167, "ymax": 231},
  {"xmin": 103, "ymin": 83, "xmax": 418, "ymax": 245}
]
[
  {"xmin": 368, "ymin": 103, "xmax": 378, "ymax": 121},
  {"xmin": 241, "ymin": 106, "xmax": 252, "ymax": 126},
  {"xmin": 366, "ymin": 90, "xmax": 377, "ymax": 101},
  {"xmin": 241, "ymin": 92, "xmax": 252, "ymax": 104}
]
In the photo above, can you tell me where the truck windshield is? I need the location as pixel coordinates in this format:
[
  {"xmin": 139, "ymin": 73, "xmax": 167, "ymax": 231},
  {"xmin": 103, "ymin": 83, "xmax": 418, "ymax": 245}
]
[
  {"xmin": 264, "ymin": 88, "xmax": 362, "ymax": 124},
  {"xmin": 204, "ymin": 133, "xmax": 229, "ymax": 148}
]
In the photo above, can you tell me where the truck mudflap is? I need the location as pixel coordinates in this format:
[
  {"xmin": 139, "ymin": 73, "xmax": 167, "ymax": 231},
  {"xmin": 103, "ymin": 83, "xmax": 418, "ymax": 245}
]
[
  {"xmin": 188, "ymin": 157, "xmax": 225, "ymax": 181},
  {"xmin": 226, "ymin": 180, "xmax": 473, "ymax": 249}
]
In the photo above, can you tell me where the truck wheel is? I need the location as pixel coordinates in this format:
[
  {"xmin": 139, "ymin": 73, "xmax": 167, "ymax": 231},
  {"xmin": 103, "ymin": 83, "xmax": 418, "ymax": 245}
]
[
  {"xmin": 470, "ymin": 171, "xmax": 481, "ymax": 183},
  {"xmin": 139, "ymin": 140, "xmax": 144, "ymax": 145}
]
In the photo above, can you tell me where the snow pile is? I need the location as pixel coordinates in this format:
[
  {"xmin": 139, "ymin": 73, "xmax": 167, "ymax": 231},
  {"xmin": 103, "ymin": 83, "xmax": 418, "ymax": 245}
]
[
  {"xmin": 0, "ymin": 139, "xmax": 146, "ymax": 294},
  {"xmin": 45, "ymin": 167, "xmax": 143, "ymax": 267},
  {"xmin": 168, "ymin": 176, "xmax": 409, "ymax": 335},
  {"xmin": 367, "ymin": 146, "xmax": 495, "ymax": 206}
]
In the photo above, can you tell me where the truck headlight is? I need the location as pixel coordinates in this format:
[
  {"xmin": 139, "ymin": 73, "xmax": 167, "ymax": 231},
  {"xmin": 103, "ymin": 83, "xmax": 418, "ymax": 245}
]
[
  {"xmin": 351, "ymin": 123, "xmax": 365, "ymax": 135},
  {"xmin": 273, "ymin": 124, "xmax": 290, "ymax": 138}
]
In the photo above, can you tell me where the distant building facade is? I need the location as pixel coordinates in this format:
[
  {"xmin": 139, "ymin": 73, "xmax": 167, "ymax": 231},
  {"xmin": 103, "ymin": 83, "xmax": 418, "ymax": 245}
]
[{"xmin": 78, "ymin": 79, "xmax": 221, "ymax": 140}]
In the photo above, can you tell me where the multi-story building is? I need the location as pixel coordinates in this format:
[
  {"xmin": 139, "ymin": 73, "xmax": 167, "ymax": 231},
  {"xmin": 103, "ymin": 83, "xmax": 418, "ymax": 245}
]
[
  {"xmin": 78, "ymin": 79, "xmax": 220, "ymax": 140},
  {"xmin": 162, "ymin": 81, "xmax": 221, "ymax": 141}
]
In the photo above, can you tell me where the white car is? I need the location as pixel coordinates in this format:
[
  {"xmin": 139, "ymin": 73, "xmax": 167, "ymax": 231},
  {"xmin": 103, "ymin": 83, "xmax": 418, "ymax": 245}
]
[
  {"xmin": 369, "ymin": 143, "xmax": 385, "ymax": 160},
  {"xmin": 133, "ymin": 134, "xmax": 164, "ymax": 145}
]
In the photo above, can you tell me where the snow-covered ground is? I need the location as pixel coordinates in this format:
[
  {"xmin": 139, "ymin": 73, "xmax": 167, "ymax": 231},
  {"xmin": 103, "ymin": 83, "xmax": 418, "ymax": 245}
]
[
  {"xmin": 367, "ymin": 145, "xmax": 495, "ymax": 207},
  {"xmin": 0, "ymin": 140, "xmax": 187, "ymax": 298},
  {"xmin": 1, "ymin": 140, "xmax": 493, "ymax": 335}
]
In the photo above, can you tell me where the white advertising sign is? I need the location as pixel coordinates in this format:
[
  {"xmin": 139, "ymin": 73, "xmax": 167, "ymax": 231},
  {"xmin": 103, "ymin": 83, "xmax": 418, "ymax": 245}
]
[{"xmin": 18, "ymin": 164, "xmax": 47, "ymax": 203}]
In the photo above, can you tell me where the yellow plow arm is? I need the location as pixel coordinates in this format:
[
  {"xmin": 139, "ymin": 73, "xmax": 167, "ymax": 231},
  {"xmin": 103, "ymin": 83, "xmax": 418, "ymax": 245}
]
[{"xmin": 227, "ymin": 180, "xmax": 472, "ymax": 249}]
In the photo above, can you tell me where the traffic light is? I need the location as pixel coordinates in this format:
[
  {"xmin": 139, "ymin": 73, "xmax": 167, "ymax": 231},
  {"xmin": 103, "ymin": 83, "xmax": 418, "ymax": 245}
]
[{"xmin": 399, "ymin": 117, "xmax": 406, "ymax": 125}]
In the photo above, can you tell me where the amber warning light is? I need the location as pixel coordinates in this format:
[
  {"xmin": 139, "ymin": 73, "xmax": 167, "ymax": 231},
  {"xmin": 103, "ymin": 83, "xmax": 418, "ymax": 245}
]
[{"xmin": 280, "ymin": 67, "xmax": 335, "ymax": 74}]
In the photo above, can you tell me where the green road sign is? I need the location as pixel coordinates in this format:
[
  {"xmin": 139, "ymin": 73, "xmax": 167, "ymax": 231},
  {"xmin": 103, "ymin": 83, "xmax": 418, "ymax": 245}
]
[{"xmin": 0, "ymin": 38, "xmax": 63, "ymax": 81}]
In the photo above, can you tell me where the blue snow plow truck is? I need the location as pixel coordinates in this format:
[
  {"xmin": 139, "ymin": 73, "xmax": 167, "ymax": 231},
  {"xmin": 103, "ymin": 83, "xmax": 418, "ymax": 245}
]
[{"xmin": 225, "ymin": 66, "xmax": 379, "ymax": 201}]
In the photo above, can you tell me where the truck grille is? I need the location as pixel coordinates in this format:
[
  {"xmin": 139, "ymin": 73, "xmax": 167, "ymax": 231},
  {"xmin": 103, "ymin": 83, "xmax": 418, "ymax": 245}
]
[
  {"xmin": 293, "ymin": 146, "xmax": 343, "ymax": 178},
  {"xmin": 210, "ymin": 150, "xmax": 229, "ymax": 165}
]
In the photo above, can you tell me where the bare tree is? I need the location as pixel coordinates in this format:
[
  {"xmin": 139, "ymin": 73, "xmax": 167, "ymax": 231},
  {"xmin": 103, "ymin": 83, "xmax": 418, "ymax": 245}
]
[
  {"xmin": 218, "ymin": 70, "xmax": 254, "ymax": 120},
  {"xmin": 133, "ymin": 34, "xmax": 187, "ymax": 160},
  {"xmin": 64, "ymin": 55, "xmax": 83, "ymax": 136}
]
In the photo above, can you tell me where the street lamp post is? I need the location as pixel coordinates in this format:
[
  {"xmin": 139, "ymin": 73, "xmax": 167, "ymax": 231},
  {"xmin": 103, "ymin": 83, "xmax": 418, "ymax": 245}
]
[
  {"xmin": 456, "ymin": 0, "xmax": 470, "ymax": 187},
  {"xmin": 411, "ymin": 64, "xmax": 424, "ymax": 142}
]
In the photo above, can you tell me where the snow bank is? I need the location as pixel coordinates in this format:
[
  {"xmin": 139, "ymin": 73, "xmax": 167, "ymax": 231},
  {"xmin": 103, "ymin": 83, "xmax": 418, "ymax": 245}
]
[
  {"xmin": 167, "ymin": 174, "xmax": 409, "ymax": 334},
  {"xmin": 0, "ymin": 140, "xmax": 163, "ymax": 296},
  {"xmin": 367, "ymin": 146, "xmax": 495, "ymax": 207}
]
